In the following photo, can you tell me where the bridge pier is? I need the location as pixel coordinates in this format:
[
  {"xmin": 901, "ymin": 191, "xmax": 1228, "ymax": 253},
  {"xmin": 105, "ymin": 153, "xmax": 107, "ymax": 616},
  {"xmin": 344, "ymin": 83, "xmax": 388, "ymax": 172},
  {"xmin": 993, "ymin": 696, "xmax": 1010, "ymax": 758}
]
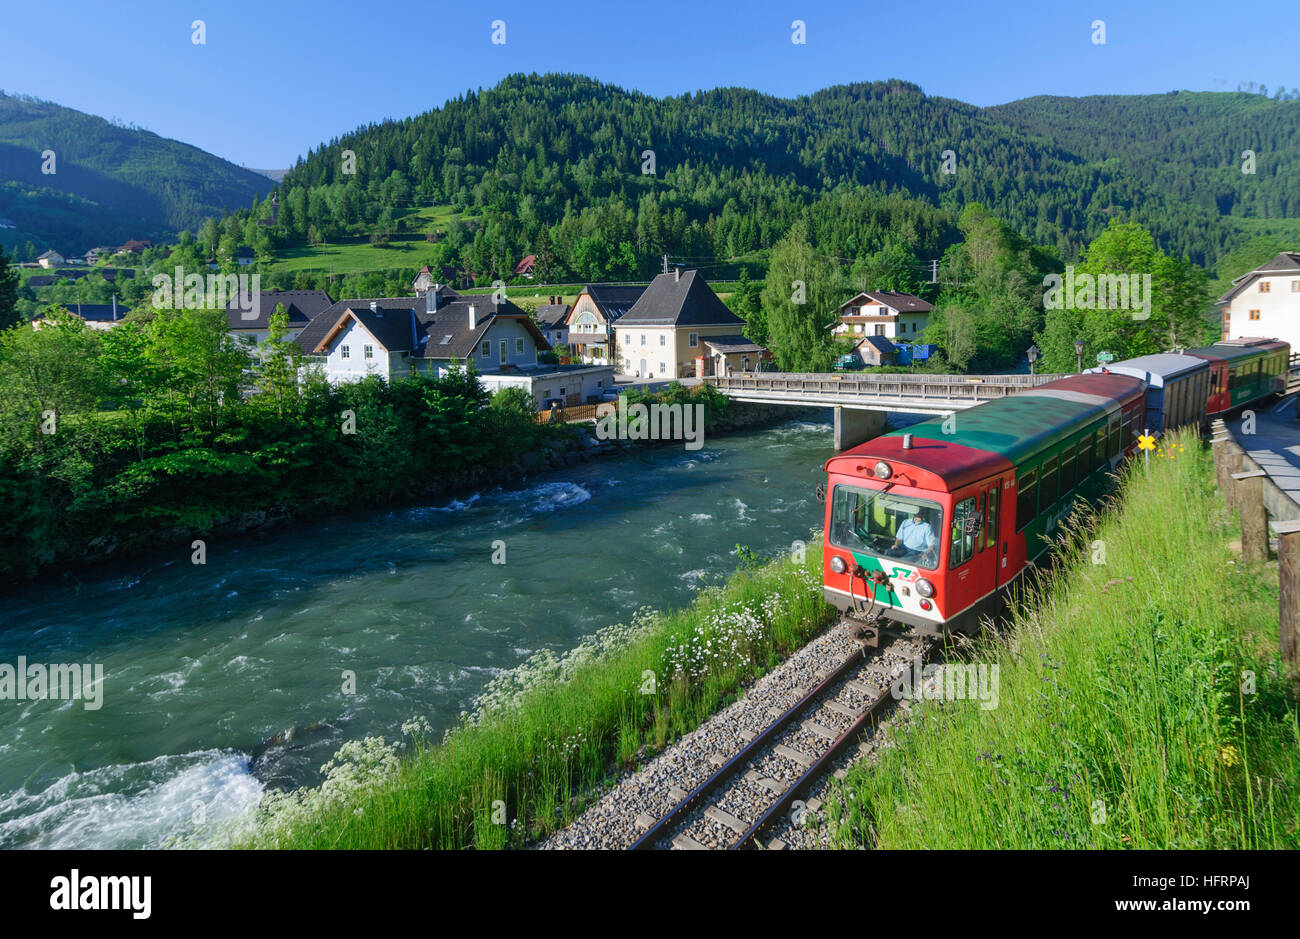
[{"xmin": 833, "ymin": 406, "xmax": 887, "ymax": 451}]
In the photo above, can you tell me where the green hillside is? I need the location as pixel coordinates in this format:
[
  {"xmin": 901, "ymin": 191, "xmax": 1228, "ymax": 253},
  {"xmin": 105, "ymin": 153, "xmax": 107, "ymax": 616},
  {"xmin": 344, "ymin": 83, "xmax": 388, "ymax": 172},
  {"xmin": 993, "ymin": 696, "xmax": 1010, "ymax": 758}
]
[
  {"xmin": 0, "ymin": 92, "xmax": 274, "ymax": 255},
  {"xmin": 251, "ymin": 73, "xmax": 1300, "ymax": 286}
]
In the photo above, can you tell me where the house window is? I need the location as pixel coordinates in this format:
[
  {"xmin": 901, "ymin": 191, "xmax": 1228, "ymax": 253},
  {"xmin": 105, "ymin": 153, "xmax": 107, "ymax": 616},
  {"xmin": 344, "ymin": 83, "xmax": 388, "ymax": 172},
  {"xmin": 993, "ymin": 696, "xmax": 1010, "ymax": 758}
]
[
  {"xmin": 875, "ymin": 325, "xmax": 885, "ymax": 336},
  {"xmin": 659, "ymin": 362, "xmax": 666, "ymax": 373},
  {"xmin": 659, "ymin": 334, "xmax": 666, "ymax": 346},
  {"xmin": 1250, "ymin": 309, "xmax": 1261, "ymax": 321},
  {"xmin": 1260, "ymin": 280, "xmax": 1271, "ymax": 293},
  {"xmin": 1292, "ymin": 281, "xmax": 1300, "ymax": 292},
  {"xmin": 341, "ymin": 345, "xmax": 350, "ymax": 359},
  {"xmin": 640, "ymin": 334, "xmax": 646, "ymax": 346},
  {"xmin": 515, "ymin": 338, "xmax": 524, "ymax": 355},
  {"xmin": 688, "ymin": 332, "xmax": 698, "ymax": 347},
  {"xmin": 559, "ymin": 388, "xmax": 566, "ymax": 397},
  {"xmin": 480, "ymin": 341, "xmax": 490, "ymax": 357},
  {"xmin": 364, "ymin": 345, "xmax": 374, "ymax": 359}
]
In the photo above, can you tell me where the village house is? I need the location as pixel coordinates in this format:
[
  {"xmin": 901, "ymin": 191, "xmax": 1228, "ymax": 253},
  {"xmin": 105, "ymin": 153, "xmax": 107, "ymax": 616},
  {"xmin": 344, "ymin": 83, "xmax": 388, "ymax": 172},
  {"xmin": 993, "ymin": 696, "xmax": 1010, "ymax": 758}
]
[
  {"xmin": 1217, "ymin": 251, "xmax": 1300, "ymax": 349},
  {"xmin": 37, "ymin": 249, "xmax": 64, "ymax": 269},
  {"xmin": 223, "ymin": 289, "xmax": 335, "ymax": 352},
  {"xmin": 514, "ymin": 254, "xmax": 537, "ymax": 278},
  {"xmin": 564, "ymin": 283, "xmax": 647, "ymax": 365},
  {"xmin": 534, "ymin": 296, "xmax": 570, "ymax": 348},
  {"xmin": 84, "ymin": 246, "xmax": 115, "ymax": 264},
  {"xmin": 829, "ymin": 290, "xmax": 933, "ymax": 342},
  {"xmin": 295, "ymin": 285, "xmax": 613, "ymax": 407},
  {"xmin": 612, "ymin": 269, "xmax": 763, "ymax": 379},
  {"xmin": 846, "ymin": 334, "xmax": 898, "ymax": 367},
  {"xmin": 115, "ymin": 240, "xmax": 152, "ymax": 256},
  {"xmin": 34, "ymin": 299, "xmax": 130, "ymax": 331}
]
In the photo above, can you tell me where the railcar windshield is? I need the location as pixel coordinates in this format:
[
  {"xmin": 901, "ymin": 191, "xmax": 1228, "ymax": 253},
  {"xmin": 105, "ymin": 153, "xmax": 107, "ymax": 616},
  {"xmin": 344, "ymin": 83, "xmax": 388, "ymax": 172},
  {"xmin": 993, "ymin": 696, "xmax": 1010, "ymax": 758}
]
[{"xmin": 829, "ymin": 483, "xmax": 944, "ymax": 572}]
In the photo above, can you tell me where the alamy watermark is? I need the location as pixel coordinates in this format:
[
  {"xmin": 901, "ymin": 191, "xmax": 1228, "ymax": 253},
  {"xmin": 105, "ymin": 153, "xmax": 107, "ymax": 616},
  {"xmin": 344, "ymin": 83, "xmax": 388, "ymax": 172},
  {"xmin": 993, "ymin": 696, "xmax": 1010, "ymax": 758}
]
[
  {"xmin": 1, "ymin": 657, "xmax": 104, "ymax": 710},
  {"xmin": 1042, "ymin": 265, "xmax": 1151, "ymax": 320},
  {"xmin": 595, "ymin": 394, "xmax": 705, "ymax": 451},
  {"xmin": 892, "ymin": 657, "xmax": 998, "ymax": 710},
  {"xmin": 151, "ymin": 269, "xmax": 261, "ymax": 319}
]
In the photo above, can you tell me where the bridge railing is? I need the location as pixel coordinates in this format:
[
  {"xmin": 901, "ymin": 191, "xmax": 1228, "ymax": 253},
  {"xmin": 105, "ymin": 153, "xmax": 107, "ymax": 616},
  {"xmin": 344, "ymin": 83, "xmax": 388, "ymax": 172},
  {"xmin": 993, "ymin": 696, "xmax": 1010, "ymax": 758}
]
[{"xmin": 703, "ymin": 371, "xmax": 1067, "ymax": 402}]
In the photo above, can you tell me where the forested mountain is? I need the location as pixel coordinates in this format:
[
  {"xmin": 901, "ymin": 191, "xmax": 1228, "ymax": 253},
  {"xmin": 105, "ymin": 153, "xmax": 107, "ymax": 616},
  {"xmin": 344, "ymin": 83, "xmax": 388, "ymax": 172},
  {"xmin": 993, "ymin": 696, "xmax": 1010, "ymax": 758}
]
[
  {"xmin": 249, "ymin": 73, "xmax": 1298, "ymax": 286},
  {"xmin": 0, "ymin": 92, "xmax": 274, "ymax": 254},
  {"xmin": 988, "ymin": 92, "xmax": 1300, "ymax": 219}
]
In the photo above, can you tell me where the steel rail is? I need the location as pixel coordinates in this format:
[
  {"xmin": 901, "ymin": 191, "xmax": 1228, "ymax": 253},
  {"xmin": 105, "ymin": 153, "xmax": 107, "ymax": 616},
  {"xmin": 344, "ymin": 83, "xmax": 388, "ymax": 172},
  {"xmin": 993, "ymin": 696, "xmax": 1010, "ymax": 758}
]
[
  {"xmin": 729, "ymin": 640, "xmax": 939, "ymax": 850},
  {"xmin": 627, "ymin": 638, "xmax": 887, "ymax": 850}
]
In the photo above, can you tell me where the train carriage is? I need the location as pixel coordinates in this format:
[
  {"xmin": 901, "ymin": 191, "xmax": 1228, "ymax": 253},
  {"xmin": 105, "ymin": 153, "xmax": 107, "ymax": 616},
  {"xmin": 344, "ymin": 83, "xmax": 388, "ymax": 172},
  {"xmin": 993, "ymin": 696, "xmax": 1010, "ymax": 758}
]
[
  {"xmin": 1184, "ymin": 338, "xmax": 1288, "ymax": 417},
  {"xmin": 1084, "ymin": 353, "xmax": 1211, "ymax": 433},
  {"xmin": 822, "ymin": 373, "xmax": 1146, "ymax": 632}
]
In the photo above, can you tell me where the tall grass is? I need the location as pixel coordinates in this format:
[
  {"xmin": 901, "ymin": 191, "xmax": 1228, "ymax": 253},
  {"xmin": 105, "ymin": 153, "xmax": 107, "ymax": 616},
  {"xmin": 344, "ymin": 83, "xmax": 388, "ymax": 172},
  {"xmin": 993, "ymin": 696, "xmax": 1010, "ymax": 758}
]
[
  {"xmin": 828, "ymin": 428, "xmax": 1300, "ymax": 849},
  {"xmin": 234, "ymin": 539, "xmax": 836, "ymax": 849}
]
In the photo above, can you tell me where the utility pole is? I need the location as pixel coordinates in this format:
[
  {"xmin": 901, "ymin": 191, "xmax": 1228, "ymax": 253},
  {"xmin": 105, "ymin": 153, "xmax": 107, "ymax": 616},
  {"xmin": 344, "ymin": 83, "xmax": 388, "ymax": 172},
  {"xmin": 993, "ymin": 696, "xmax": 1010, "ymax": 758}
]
[
  {"xmin": 662, "ymin": 253, "xmax": 669, "ymax": 274},
  {"xmin": 930, "ymin": 259, "xmax": 938, "ymax": 284}
]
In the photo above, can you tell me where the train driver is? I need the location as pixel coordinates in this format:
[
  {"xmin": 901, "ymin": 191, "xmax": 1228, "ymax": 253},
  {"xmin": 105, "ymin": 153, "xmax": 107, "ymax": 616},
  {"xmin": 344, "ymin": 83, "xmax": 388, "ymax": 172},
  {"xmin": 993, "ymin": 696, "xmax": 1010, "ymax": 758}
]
[{"xmin": 887, "ymin": 510, "xmax": 938, "ymax": 564}]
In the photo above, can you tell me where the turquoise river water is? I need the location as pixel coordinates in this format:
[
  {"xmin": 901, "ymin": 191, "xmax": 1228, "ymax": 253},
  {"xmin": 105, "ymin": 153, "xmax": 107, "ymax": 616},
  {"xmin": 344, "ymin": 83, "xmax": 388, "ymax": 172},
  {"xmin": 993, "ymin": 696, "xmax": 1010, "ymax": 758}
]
[{"xmin": 0, "ymin": 418, "xmax": 855, "ymax": 848}]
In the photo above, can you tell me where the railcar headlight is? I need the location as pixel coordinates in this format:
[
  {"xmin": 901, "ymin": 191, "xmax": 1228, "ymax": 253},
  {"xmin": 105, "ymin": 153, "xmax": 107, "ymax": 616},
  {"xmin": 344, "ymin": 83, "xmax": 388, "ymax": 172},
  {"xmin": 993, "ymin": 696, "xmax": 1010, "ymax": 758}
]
[
  {"xmin": 830, "ymin": 555, "xmax": 847, "ymax": 574},
  {"xmin": 915, "ymin": 578, "xmax": 935, "ymax": 598},
  {"xmin": 874, "ymin": 461, "xmax": 891, "ymax": 479}
]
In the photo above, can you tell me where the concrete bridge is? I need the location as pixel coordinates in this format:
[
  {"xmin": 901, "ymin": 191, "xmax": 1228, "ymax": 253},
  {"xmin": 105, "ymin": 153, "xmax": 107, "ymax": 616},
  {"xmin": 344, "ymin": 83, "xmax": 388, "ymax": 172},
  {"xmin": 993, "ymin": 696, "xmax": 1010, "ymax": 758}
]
[{"xmin": 702, "ymin": 371, "xmax": 1067, "ymax": 449}]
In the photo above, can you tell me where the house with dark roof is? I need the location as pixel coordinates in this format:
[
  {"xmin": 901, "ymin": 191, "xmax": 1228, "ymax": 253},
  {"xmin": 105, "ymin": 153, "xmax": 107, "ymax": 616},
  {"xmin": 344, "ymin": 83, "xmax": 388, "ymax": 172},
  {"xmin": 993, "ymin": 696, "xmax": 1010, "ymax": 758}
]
[
  {"xmin": 848, "ymin": 334, "xmax": 898, "ymax": 367},
  {"xmin": 37, "ymin": 250, "xmax": 64, "ymax": 269},
  {"xmin": 27, "ymin": 275, "xmax": 55, "ymax": 288},
  {"xmin": 534, "ymin": 296, "xmax": 570, "ymax": 347},
  {"xmin": 612, "ymin": 269, "xmax": 761, "ymax": 379},
  {"xmin": 564, "ymin": 283, "xmax": 647, "ymax": 365},
  {"xmin": 34, "ymin": 299, "xmax": 129, "ymax": 331},
  {"xmin": 224, "ymin": 289, "xmax": 335, "ymax": 351},
  {"xmin": 235, "ymin": 246, "xmax": 256, "ymax": 266},
  {"xmin": 115, "ymin": 240, "xmax": 152, "ymax": 255},
  {"xmin": 1217, "ymin": 251, "xmax": 1300, "ymax": 348},
  {"xmin": 299, "ymin": 289, "xmax": 614, "ymax": 406},
  {"xmin": 830, "ymin": 291, "xmax": 933, "ymax": 343}
]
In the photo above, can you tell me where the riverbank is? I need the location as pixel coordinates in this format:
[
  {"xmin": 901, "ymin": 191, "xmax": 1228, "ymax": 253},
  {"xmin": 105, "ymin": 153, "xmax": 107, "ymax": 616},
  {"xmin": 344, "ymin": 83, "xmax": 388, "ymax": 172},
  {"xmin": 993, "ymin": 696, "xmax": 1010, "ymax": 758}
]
[
  {"xmin": 825, "ymin": 428, "xmax": 1300, "ymax": 849},
  {"xmin": 1, "ymin": 376, "xmax": 806, "ymax": 587},
  {"xmin": 223, "ymin": 540, "xmax": 838, "ymax": 849}
]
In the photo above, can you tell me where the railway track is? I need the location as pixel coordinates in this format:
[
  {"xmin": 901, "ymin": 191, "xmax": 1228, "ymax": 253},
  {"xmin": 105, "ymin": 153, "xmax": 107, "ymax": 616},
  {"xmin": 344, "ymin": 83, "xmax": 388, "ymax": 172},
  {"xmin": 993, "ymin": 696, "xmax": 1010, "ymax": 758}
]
[{"xmin": 628, "ymin": 625, "xmax": 938, "ymax": 850}]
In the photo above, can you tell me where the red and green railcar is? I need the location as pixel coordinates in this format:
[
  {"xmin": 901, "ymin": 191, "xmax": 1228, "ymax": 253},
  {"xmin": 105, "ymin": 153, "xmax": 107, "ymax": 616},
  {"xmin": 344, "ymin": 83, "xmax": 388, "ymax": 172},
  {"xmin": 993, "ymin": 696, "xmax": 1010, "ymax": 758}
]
[
  {"xmin": 821, "ymin": 373, "xmax": 1145, "ymax": 631},
  {"xmin": 1184, "ymin": 338, "xmax": 1288, "ymax": 417}
]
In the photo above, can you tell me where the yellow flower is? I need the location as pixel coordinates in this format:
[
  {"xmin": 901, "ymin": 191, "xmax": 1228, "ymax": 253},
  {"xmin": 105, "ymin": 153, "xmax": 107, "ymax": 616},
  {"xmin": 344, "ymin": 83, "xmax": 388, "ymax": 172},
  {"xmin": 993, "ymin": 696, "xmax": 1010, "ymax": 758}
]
[{"xmin": 1218, "ymin": 744, "xmax": 1240, "ymax": 768}]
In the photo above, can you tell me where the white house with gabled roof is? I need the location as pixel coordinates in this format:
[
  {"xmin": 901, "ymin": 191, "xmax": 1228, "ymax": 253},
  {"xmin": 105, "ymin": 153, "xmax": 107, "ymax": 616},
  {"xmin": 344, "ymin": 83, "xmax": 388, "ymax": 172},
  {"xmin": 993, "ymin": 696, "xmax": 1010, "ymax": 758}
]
[{"xmin": 1217, "ymin": 251, "xmax": 1300, "ymax": 349}]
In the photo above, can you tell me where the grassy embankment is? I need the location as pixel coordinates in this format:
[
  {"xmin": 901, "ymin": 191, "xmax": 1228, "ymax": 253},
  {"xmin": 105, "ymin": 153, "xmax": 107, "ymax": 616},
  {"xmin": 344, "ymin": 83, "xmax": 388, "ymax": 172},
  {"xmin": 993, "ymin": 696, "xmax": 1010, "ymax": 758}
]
[
  {"xmin": 827, "ymin": 427, "xmax": 1300, "ymax": 849},
  {"xmin": 236, "ymin": 541, "xmax": 837, "ymax": 849}
]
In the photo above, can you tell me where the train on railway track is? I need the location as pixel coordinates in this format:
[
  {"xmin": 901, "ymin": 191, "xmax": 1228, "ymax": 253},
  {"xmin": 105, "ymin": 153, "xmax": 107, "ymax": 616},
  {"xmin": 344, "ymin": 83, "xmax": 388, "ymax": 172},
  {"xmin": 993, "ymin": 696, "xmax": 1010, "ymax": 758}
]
[{"xmin": 820, "ymin": 337, "xmax": 1291, "ymax": 632}]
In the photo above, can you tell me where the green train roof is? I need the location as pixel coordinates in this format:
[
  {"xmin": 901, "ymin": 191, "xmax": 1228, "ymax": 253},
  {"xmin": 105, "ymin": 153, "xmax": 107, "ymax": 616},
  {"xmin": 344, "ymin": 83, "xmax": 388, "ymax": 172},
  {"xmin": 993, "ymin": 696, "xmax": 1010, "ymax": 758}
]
[{"xmin": 882, "ymin": 374, "xmax": 1143, "ymax": 469}]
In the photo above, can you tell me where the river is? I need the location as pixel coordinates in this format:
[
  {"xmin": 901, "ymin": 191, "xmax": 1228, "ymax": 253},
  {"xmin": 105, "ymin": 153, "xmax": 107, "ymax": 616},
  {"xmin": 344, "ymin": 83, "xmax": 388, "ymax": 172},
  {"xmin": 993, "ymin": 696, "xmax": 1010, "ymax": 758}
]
[{"xmin": 0, "ymin": 416, "xmax": 848, "ymax": 849}]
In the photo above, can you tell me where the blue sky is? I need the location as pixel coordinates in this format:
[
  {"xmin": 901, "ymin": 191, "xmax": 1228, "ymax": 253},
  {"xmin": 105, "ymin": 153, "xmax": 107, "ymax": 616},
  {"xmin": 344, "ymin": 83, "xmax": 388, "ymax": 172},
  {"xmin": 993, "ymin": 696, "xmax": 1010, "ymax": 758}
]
[{"xmin": 1, "ymin": 0, "xmax": 1294, "ymax": 168}]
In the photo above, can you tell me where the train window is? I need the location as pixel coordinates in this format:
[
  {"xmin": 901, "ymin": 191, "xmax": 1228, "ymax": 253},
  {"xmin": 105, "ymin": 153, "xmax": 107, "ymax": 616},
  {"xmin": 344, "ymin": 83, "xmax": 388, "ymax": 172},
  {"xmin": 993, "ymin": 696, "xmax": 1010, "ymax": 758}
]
[
  {"xmin": 1040, "ymin": 456, "xmax": 1059, "ymax": 508},
  {"xmin": 828, "ymin": 484, "xmax": 943, "ymax": 571},
  {"xmin": 949, "ymin": 497, "xmax": 978, "ymax": 569},
  {"xmin": 975, "ymin": 493, "xmax": 985, "ymax": 553},
  {"xmin": 1015, "ymin": 470, "xmax": 1037, "ymax": 531},
  {"xmin": 1095, "ymin": 427, "xmax": 1107, "ymax": 467},
  {"xmin": 1060, "ymin": 447, "xmax": 1076, "ymax": 493},
  {"xmin": 1108, "ymin": 416, "xmax": 1121, "ymax": 458},
  {"xmin": 1121, "ymin": 413, "xmax": 1133, "ymax": 451},
  {"xmin": 1077, "ymin": 435, "xmax": 1093, "ymax": 477}
]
